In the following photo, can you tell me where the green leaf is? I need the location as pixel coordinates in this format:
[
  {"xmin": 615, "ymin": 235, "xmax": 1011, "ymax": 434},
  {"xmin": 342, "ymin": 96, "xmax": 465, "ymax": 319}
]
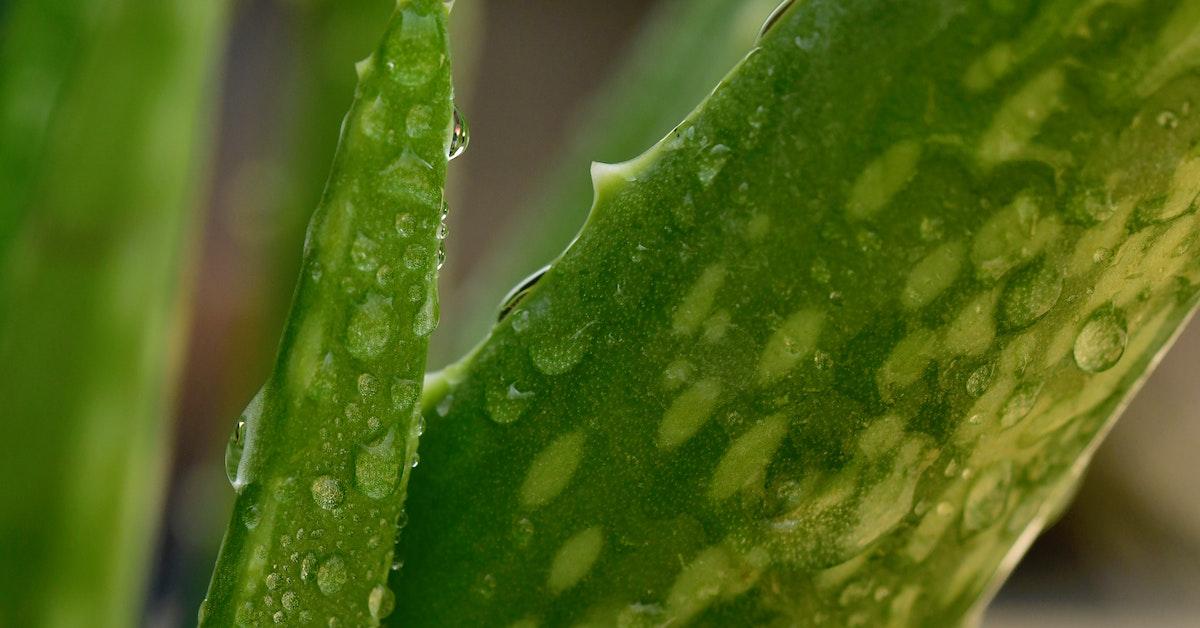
[
  {"xmin": 442, "ymin": 0, "xmax": 783, "ymax": 361},
  {"xmin": 389, "ymin": 0, "xmax": 1200, "ymax": 625},
  {"xmin": 199, "ymin": 0, "xmax": 455, "ymax": 625},
  {"xmin": 0, "ymin": 1, "xmax": 229, "ymax": 625}
]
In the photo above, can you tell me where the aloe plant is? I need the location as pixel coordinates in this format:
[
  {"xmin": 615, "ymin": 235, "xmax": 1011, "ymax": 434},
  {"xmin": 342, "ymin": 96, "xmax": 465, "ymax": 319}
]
[
  {"xmin": 0, "ymin": 1, "xmax": 229, "ymax": 626},
  {"xmin": 199, "ymin": 0, "xmax": 455, "ymax": 624},
  {"xmin": 205, "ymin": 0, "xmax": 1200, "ymax": 625}
]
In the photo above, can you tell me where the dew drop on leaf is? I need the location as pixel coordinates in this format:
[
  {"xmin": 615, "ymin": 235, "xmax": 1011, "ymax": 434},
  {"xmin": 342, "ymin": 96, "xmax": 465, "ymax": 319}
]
[
  {"xmin": 998, "ymin": 259, "xmax": 1062, "ymax": 330},
  {"xmin": 311, "ymin": 476, "xmax": 344, "ymax": 510},
  {"xmin": 368, "ymin": 585, "xmax": 396, "ymax": 620},
  {"xmin": 961, "ymin": 462, "xmax": 1012, "ymax": 535},
  {"xmin": 317, "ymin": 555, "xmax": 348, "ymax": 596},
  {"xmin": 346, "ymin": 294, "xmax": 394, "ymax": 360},
  {"xmin": 354, "ymin": 429, "xmax": 401, "ymax": 500},
  {"xmin": 1000, "ymin": 381, "xmax": 1043, "ymax": 428},
  {"xmin": 448, "ymin": 105, "xmax": 469, "ymax": 160},
  {"xmin": 1073, "ymin": 305, "xmax": 1128, "ymax": 373},
  {"xmin": 225, "ymin": 387, "xmax": 265, "ymax": 488}
]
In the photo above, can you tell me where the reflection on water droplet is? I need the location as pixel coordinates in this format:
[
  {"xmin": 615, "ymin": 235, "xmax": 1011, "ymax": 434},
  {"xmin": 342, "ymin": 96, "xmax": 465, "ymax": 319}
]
[
  {"xmin": 355, "ymin": 428, "xmax": 401, "ymax": 500},
  {"xmin": 1073, "ymin": 305, "xmax": 1127, "ymax": 373},
  {"xmin": 368, "ymin": 585, "xmax": 395, "ymax": 619},
  {"xmin": 226, "ymin": 387, "xmax": 265, "ymax": 488},
  {"xmin": 497, "ymin": 265, "xmax": 550, "ymax": 323},
  {"xmin": 311, "ymin": 476, "xmax": 344, "ymax": 510},
  {"xmin": 317, "ymin": 555, "xmax": 348, "ymax": 596},
  {"xmin": 449, "ymin": 105, "xmax": 469, "ymax": 160}
]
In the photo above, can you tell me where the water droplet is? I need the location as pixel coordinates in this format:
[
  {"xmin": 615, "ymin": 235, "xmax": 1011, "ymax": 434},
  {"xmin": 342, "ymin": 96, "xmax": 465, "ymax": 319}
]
[
  {"xmin": 265, "ymin": 572, "xmax": 280, "ymax": 590},
  {"xmin": 758, "ymin": 0, "xmax": 796, "ymax": 41},
  {"xmin": 225, "ymin": 421, "xmax": 246, "ymax": 485},
  {"xmin": 317, "ymin": 555, "xmax": 348, "ymax": 596},
  {"xmin": 405, "ymin": 106, "xmax": 433, "ymax": 138},
  {"xmin": 530, "ymin": 328, "xmax": 590, "ymax": 375},
  {"xmin": 354, "ymin": 429, "xmax": 401, "ymax": 500},
  {"xmin": 226, "ymin": 387, "xmax": 265, "ymax": 488},
  {"xmin": 280, "ymin": 591, "xmax": 298, "ymax": 612},
  {"xmin": 697, "ymin": 144, "xmax": 731, "ymax": 186},
  {"xmin": 436, "ymin": 241, "xmax": 446, "ymax": 269},
  {"xmin": 243, "ymin": 504, "xmax": 261, "ymax": 530},
  {"xmin": 403, "ymin": 244, "xmax": 427, "ymax": 270},
  {"xmin": 1157, "ymin": 109, "xmax": 1179, "ymax": 129},
  {"xmin": 1073, "ymin": 305, "xmax": 1127, "ymax": 373},
  {"xmin": 273, "ymin": 610, "xmax": 285, "ymax": 624},
  {"xmin": 449, "ymin": 105, "xmax": 469, "ymax": 160},
  {"xmin": 1000, "ymin": 381, "xmax": 1043, "ymax": 428},
  {"xmin": 357, "ymin": 373, "xmax": 378, "ymax": 399},
  {"xmin": 311, "ymin": 476, "xmax": 344, "ymax": 510},
  {"xmin": 962, "ymin": 462, "xmax": 1013, "ymax": 535},
  {"xmin": 413, "ymin": 288, "xmax": 439, "ymax": 337},
  {"xmin": 351, "ymin": 233, "xmax": 380, "ymax": 272},
  {"xmin": 1092, "ymin": 247, "xmax": 1113, "ymax": 264},
  {"xmin": 395, "ymin": 213, "xmax": 416, "ymax": 238},
  {"xmin": 346, "ymin": 294, "xmax": 394, "ymax": 360},
  {"xmin": 486, "ymin": 379, "xmax": 532, "ymax": 424},
  {"xmin": 391, "ymin": 378, "xmax": 419, "ymax": 411},
  {"xmin": 998, "ymin": 259, "xmax": 1062, "ymax": 330},
  {"xmin": 965, "ymin": 362, "xmax": 994, "ymax": 398},
  {"xmin": 368, "ymin": 585, "xmax": 395, "ymax": 620},
  {"xmin": 301, "ymin": 553, "xmax": 317, "ymax": 581}
]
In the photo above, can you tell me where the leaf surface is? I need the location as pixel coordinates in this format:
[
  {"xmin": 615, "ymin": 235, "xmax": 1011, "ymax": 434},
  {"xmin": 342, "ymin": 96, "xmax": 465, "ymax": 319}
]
[
  {"xmin": 390, "ymin": 0, "xmax": 1200, "ymax": 625},
  {"xmin": 200, "ymin": 0, "xmax": 454, "ymax": 624}
]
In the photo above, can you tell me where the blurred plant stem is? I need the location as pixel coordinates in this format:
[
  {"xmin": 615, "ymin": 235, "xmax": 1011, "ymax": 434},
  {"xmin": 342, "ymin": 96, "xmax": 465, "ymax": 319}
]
[{"xmin": 0, "ymin": 1, "xmax": 229, "ymax": 626}]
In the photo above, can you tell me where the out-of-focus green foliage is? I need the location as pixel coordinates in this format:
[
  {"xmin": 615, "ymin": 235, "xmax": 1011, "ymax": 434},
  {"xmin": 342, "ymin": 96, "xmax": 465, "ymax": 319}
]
[
  {"xmin": 389, "ymin": 0, "xmax": 1200, "ymax": 624},
  {"xmin": 0, "ymin": 0, "xmax": 229, "ymax": 626}
]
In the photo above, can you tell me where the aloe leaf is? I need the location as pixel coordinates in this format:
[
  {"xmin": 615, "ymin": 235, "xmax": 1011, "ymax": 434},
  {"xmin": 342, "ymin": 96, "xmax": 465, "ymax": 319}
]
[
  {"xmin": 0, "ymin": 1, "xmax": 229, "ymax": 626},
  {"xmin": 198, "ymin": 0, "xmax": 455, "ymax": 624},
  {"xmin": 443, "ymin": 0, "xmax": 782, "ymax": 360},
  {"xmin": 389, "ymin": 0, "xmax": 1200, "ymax": 625}
]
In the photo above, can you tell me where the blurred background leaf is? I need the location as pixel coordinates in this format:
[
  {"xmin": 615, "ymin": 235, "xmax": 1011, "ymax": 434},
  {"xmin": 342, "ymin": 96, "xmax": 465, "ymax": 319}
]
[{"xmin": 0, "ymin": 0, "xmax": 230, "ymax": 626}]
